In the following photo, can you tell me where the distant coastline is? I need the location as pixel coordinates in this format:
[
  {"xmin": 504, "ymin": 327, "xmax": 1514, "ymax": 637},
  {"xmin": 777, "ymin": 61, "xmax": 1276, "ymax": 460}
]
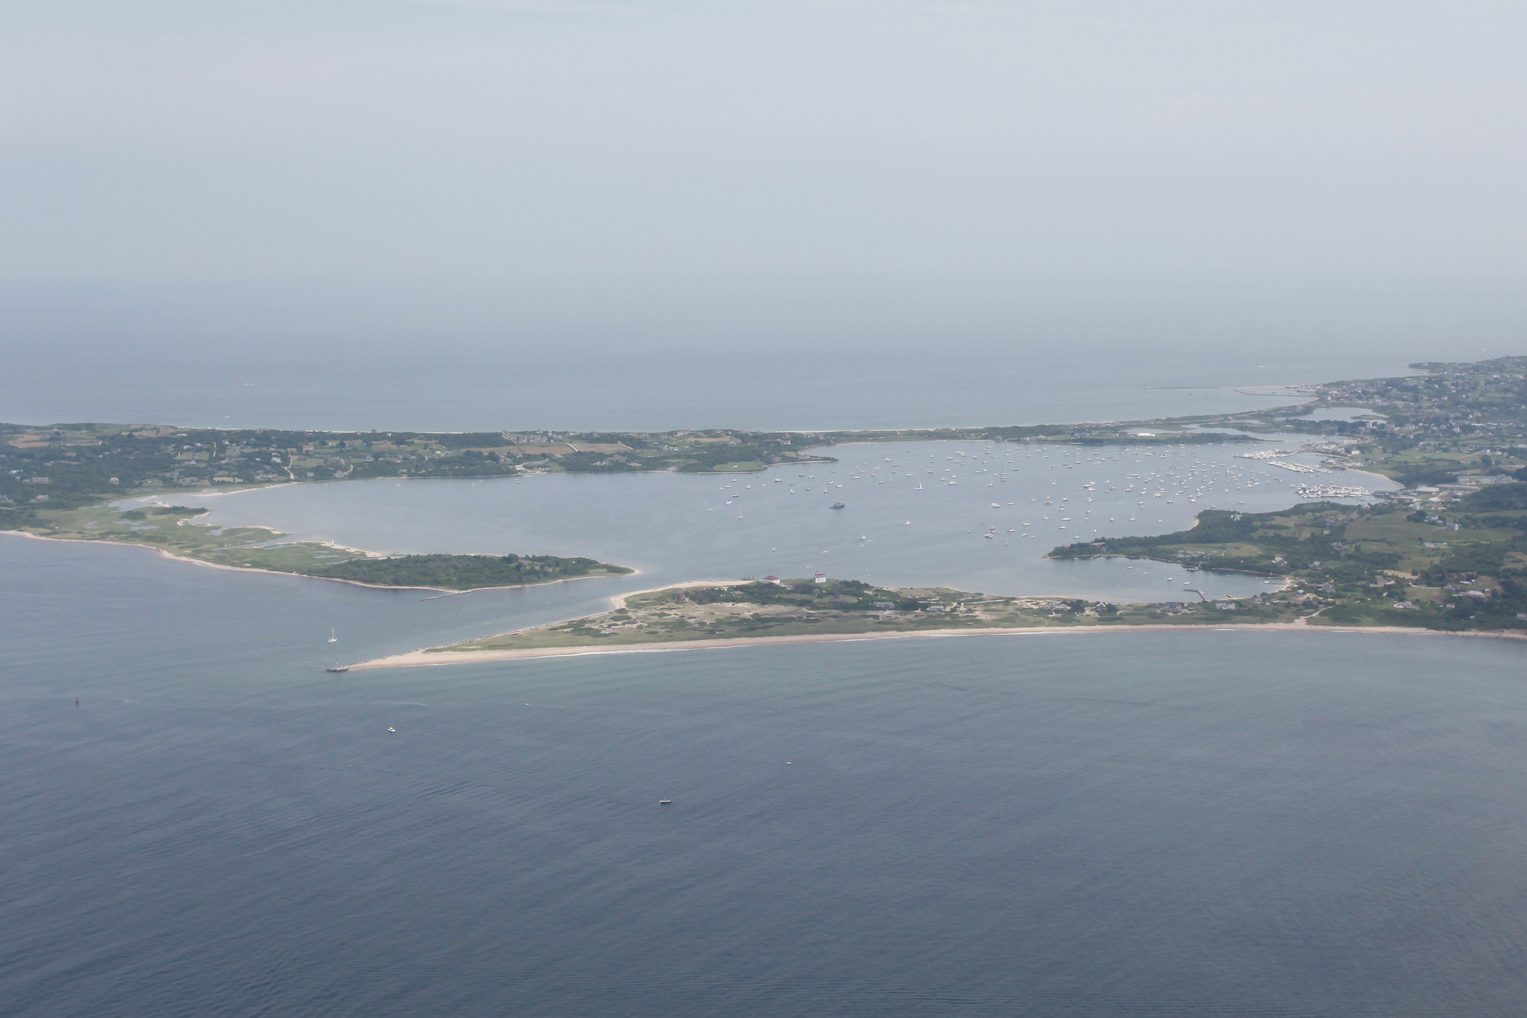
[{"xmin": 5, "ymin": 355, "xmax": 1524, "ymax": 640}]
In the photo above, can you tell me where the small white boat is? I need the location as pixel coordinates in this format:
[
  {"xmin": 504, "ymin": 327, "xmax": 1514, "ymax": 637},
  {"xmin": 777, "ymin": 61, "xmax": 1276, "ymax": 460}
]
[
  {"xmin": 658, "ymin": 799, "xmax": 673, "ymax": 806},
  {"xmin": 328, "ymin": 627, "xmax": 337, "ymax": 644},
  {"xmin": 387, "ymin": 726, "xmax": 396, "ymax": 734}
]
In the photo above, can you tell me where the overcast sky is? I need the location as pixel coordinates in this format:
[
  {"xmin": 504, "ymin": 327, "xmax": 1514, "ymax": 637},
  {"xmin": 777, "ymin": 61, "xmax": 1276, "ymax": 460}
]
[{"xmin": 3, "ymin": 1, "xmax": 1524, "ymax": 350}]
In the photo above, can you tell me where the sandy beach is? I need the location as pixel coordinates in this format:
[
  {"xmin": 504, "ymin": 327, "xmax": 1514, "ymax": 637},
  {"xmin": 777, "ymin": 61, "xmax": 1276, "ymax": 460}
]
[
  {"xmin": 351, "ymin": 619, "xmax": 1527, "ymax": 670},
  {"xmin": 0, "ymin": 529, "xmax": 639, "ymax": 595},
  {"xmin": 608, "ymin": 578, "xmax": 748, "ymax": 609}
]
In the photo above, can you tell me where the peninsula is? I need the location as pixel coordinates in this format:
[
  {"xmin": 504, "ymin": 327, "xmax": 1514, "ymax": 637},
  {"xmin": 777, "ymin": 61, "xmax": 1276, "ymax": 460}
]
[
  {"xmin": 353, "ymin": 576, "xmax": 1290, "ymax": 668},
  {"xmin": 354, "ymin": 567, "xmax": 1522, "ymax": 670},
  {"xmin": 8, "ymin": 503, "xmax": 631, "ymax": 591}
]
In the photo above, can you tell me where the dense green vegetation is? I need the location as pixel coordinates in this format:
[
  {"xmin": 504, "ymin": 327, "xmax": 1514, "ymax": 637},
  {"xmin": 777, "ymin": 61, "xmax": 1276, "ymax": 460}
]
[
  {"xmin": 1463, "ymin": 482, "xmax": 1527, "ymax": 512},
  {"xmin": 651, "ymin": 578, "xmax": 924, "ymax": 611},
  {"xmin": 309, "ymin": 553, "xmax": 630, "ymax": 589},
  {"xmin": 1051, "ymin": 503, "xmax": 1384, "ymax": 576},
  {"xmin": 1052, "ymin": 497, "xmax": 1526, "ymax": 632}
]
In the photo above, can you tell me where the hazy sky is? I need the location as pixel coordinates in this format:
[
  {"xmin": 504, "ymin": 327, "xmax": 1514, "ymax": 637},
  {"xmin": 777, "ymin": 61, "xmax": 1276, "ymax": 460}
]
[{"xmin": 3, "ymin": 1, "xmax": 1524, "ymax": 350}]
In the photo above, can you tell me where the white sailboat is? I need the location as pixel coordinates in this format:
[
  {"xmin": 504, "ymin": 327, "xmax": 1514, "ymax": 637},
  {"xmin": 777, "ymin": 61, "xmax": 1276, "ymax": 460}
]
[{"xmin": 327, "ymin": 627, "xmax": 338, "ymax": 645}]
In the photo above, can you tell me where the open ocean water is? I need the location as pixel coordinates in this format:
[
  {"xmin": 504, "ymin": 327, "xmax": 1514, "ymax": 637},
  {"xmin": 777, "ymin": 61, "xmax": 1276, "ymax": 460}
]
[
  {"xmin": 0, "ymin": 335, "xmax": 1430, "ymax": 433},
  {"xmin": 3, "ymin": 533, "xmax": 1527, "ymax": 1016},
  {"xmin": 3, "ymin": 340, "xmax": 1526, "ymax": 1015}
]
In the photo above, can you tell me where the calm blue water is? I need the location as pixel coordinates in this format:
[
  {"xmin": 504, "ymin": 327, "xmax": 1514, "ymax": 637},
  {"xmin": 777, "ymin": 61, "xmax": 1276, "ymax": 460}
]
[
  {"xmin": 4, "ymin": 535, "xmax": 1527, "ymax": 1016},
  {"xmin": 0, "ymin": 339, "xmax": 1418, "ymax": 433},
  {"xmin": 3, "ymin": 336, "xmax": 1523, "ymax": 1015},
  {"xmin": 153, "ymin": 439, "xmax": 1393, "ymax": 604}
]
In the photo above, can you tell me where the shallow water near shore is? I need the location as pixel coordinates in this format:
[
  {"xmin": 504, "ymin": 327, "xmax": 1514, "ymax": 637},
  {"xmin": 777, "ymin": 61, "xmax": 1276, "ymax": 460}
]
[{"xmin": 3, "ymin": 533, "xmax": 1527, "ymax": 1016}]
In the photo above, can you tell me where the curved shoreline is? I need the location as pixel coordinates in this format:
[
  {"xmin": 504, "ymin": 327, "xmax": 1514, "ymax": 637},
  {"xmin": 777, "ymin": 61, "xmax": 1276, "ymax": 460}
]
[
  {"xmin": 608, "ymin": 578, "xmax": 750, "ymax": 609},
  {"xmin": 4, "ymin": 395, "xmax": 1511, "ymax": 644},
  {"xmin": 0, "ymin": 529, "xmax": 639, "ymax": 594},
  {"xmin": 350, "ymin": 620, "xmax": 1526, "ymax": 669}
]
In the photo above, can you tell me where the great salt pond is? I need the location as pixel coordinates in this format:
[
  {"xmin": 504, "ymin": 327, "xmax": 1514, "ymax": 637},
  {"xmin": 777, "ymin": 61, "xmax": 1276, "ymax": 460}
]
[{"xmin": 151, "ymin": 439, "xmax": 1395, "ymax": 605}]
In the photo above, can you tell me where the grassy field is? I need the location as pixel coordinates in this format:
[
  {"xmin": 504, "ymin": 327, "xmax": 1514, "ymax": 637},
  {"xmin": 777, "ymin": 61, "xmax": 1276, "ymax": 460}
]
[
  {"xmin": 20, "ymin": 503, "xmax": 359, "ymax": 572},
  {"xmin": 431, "ymin": 579, "xmax": 1300, "ymax": 656}
]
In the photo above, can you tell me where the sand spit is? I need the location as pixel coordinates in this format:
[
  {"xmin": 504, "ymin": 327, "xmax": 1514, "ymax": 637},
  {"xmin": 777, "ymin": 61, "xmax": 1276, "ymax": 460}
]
[{"xmin": 351, "ymin": 619, "xmax": 1526, "ymax": 670}]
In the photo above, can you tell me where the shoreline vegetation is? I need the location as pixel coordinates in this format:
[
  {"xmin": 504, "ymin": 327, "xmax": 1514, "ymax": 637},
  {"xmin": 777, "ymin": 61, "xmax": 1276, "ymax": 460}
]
[
  {"xmin": 348, "ymin": 575, "xmax": 1527, "ymax": 670},
  {"xmin": 0, "ymin": 529, "xmax": 636, "ymax": 593},
  {"xmin": 0, "ymin": 503, "xmax": 631, "ymax": 591},
  {"xmin": 3, "ymin": 356, "xmax": 1523, "ymax": 631}
]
